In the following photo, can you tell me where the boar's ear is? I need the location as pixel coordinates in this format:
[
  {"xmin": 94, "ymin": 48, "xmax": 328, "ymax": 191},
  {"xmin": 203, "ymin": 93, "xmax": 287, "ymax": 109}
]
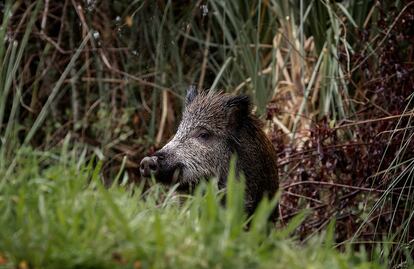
[
  {"xmin": 185, "ymin": 85, "xmax": 198, "ymax": 107},
  {"xmin": 225, "ymin": 95, "xmax": 251, "ymax": 128}
]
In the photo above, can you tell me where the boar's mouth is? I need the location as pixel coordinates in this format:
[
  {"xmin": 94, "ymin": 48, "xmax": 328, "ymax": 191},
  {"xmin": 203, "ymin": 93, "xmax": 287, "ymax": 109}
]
[{"xmin": 156, "ymin": 163, "xmax": 183, "ymax": 186}]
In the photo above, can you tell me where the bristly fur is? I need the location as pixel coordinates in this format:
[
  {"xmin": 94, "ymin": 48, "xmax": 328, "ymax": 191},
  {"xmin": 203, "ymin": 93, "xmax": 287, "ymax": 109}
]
[{"xmin": 148, "ymin": 88, "xmax": 279, "ymax": 217}]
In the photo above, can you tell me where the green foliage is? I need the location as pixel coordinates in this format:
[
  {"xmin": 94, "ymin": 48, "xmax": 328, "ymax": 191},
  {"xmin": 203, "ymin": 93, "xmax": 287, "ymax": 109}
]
[{"xmin": 0, "ymin": 147, "xmax": 389, "ymax": 269}]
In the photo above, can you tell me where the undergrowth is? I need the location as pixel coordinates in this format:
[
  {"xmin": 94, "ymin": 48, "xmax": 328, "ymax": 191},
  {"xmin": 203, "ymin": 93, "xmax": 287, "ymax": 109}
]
[{"xmin": 0, "ymin": 145, "xmax": 390, "ymax": 269}]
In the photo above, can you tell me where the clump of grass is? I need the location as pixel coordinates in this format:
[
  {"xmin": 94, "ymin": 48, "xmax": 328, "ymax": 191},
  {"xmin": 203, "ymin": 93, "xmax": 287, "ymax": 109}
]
[{"xmin": 0, "ymin": 146, "xmax": 389, "ymax": 269}]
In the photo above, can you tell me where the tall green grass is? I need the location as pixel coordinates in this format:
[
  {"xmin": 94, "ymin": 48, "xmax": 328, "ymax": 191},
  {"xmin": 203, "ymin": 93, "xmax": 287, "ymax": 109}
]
[
  {"xmin": 0, "ymin": 0, "xmax": 374, "ymax": 150},
  {"xmin": 0, "ymin": 1, "xmax": 42, "ymax": 168},
  {"xmin": 0, "ymin": 146, "xmax": 388, "ymax": 269}
]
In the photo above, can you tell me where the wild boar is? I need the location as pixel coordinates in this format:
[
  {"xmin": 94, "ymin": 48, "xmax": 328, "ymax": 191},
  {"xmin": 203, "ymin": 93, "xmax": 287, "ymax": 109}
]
[{"xmin": 140, "ymin": 86, "xmax": 278, "ymax": 216}]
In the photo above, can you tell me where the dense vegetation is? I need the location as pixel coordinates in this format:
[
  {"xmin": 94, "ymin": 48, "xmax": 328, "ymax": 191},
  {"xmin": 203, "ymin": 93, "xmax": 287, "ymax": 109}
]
[
  {"xmin": 0, "ymin": 147, "xmax": 389, "ymax": 268},
  {"xmin": 0, "ymin": 0, "xmax": 413, "ymax": 268}
]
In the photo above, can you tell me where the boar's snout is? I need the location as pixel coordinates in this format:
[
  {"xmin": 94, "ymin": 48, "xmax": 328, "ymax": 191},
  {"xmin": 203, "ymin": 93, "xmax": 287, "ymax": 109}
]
[
  {"xmin": 140, "ymin": 156, "xmax": 159, "ymax": 177},
  {"xmin": 140, "ymin": 150, "xmax": 182, "ymax": 184}
]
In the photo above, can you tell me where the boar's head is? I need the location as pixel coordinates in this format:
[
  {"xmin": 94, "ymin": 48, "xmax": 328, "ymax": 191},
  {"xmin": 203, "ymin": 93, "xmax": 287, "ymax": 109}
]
[{"xmin": 140, "ymin": 86, "xmax": 250, "ymax": 190}]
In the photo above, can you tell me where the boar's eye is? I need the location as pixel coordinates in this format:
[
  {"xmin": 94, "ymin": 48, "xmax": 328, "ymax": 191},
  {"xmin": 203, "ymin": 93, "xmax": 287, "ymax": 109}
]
[
  {"xmin": 195, "ymin": 129, "xmax": 211, "ymax": 141},
  {"xmin": 199, "ymin": 132, "xmax": 210, "ymax": 140}
]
